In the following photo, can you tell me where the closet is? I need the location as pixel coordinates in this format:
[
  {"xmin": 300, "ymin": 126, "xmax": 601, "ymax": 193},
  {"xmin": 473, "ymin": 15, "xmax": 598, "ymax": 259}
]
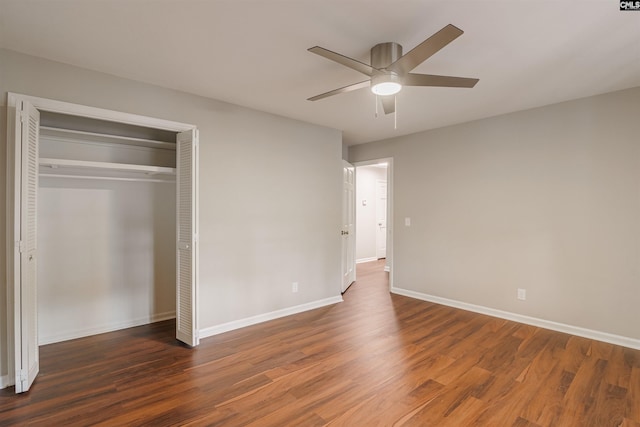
[{"xmin": 6, "ymin": 93, "xmax": 199, "ymax": 393}]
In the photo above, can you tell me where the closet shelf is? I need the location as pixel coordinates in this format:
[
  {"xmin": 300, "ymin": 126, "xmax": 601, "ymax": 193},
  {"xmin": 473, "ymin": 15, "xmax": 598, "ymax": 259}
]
[
  {"xmin": 39, "ymin": 158, "xmax": 176, "ymax": 176},
  {"xmin": 40, "ymin": 126, "xmax": 176, "ymax": 150}
]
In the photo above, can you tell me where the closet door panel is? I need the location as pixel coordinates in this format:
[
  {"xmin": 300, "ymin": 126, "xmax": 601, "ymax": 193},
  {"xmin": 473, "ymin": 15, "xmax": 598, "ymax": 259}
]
[
  {"xmin": 176, "ymin": 129, "xmax": 199, "ymax": 347},
  {"xmin": 15, "ymin": 101, "xmax": 40, "ymax": 393}
]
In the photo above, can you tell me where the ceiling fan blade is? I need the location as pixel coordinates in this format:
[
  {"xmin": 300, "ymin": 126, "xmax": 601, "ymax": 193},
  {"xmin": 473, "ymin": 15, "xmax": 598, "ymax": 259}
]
[
  {"xmin": 308, "ymin": 46, "xmax": 377, "ymax": 76},
  {"xmin": 404, "ymin": 73, "xmax": 479, "ymax": 88},
  {"xmin": 381, "ymin": 96, "xmax": 395, "ymax": 115},
  {"xmin": 307, "ymin": 80, "xmax": 371, "ymax": 101},
  {"xmin": 388, "ymin": 24, "xmax": 464, "ymax": 75}
]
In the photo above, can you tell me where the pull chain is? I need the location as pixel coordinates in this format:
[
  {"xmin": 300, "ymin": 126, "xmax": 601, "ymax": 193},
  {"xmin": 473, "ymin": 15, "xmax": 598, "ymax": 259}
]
[
  {"xmin": 373, "ymin": 95, "xmax": 398, "ymax": 129},
  {"xmin": 394, "ymin": 95, "xmax": 397, "ymax": 130}
]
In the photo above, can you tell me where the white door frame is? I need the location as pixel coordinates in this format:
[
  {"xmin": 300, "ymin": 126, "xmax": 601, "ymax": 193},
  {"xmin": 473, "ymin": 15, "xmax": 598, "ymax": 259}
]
[
  {"xmin": 354, "ymin": 158, "xmax": 394, "ymax": 291},
  {"xmin": 375, "ymin": 178, "xmax": 388, "ymax": 260},
  {"xmin": 5, "ymin": 93, "xmax": 199, "ymax": 390}
]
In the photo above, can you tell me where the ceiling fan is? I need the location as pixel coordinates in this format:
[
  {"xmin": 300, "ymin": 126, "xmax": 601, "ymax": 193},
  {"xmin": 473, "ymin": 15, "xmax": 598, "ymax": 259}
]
[{"xmin": 307, "ymin": 24, "xmax": 479, "ymax": 115}]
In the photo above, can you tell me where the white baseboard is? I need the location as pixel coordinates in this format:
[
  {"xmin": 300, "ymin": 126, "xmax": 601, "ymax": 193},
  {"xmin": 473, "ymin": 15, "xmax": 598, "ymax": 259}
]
[
  {"xmin": 356, "ymin": 257, "xmax": 378, "ymax": 264},
  {"xmin": 200, "ymin": 296, "xmax": 343, "ymax": 339},
  {"xmin": 391, "ymin": 287, "xmax": 640, "ymax": 350},
  {"xmin": 39, "ymin": 311, "xmax": 176, "ymax": 345},
  {"xmin": 0, "ymin": 374, "xmax": 12, "ymax": 389}
]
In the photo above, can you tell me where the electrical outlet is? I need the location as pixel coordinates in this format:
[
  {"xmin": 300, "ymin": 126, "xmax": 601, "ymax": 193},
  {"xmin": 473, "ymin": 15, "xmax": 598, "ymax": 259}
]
[
  {"xmin": 405, "ymin": 217, "xmax": 411, "ymax": 227},
  {"xmin": 292, "ymin": 282, "xmax": 299, "ymax": 293},
  {"xmin": 517, "ymin": 288, "xmax": 526, "ymax": 300}
]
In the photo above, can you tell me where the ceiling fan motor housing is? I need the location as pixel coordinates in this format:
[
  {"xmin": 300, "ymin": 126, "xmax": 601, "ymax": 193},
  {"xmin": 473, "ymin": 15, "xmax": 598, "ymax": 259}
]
[
  {"xmin": 371, "ymin": 42, "xmax": 403, "ymax": 70},
  {"xmin": 370, "ymin": 42, "xmax": 403, "ymax": 93}
]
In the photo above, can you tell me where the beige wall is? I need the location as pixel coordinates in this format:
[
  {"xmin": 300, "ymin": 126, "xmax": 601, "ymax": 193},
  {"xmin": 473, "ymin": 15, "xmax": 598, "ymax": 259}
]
[
  {"xmin": 350, "ymin": 87, "xmax": 640, "ymax": 340},
  {"xmin": 0, "ymin": 49, "xmax": 343, "ymax": 381}
]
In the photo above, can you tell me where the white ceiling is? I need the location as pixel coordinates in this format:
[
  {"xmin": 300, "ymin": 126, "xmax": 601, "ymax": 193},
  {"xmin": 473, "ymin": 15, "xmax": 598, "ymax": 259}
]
[{"xmin": 1, "ymin": 0, "xmax": 639, "ymax": 145}]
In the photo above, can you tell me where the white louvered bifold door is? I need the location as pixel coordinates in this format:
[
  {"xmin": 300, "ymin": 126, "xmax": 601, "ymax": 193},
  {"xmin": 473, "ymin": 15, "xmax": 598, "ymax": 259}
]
[
  {"xmin": 15, "ymin": 101, "xmax": 40, "ymax": 393},
  {"xmin": 176, "ymin": 129, "xmax": 199, "ymax": 347}
]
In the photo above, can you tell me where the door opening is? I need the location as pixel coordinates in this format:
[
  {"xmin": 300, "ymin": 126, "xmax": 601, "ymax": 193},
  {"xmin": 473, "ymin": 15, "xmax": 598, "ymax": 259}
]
[
  {"xmin": 355, "ymin": 163, "xmax": 387, "ymax": 264},
  {"xmin": 354, "ymin": 158, "xmax": 393, "ymax": 289}
]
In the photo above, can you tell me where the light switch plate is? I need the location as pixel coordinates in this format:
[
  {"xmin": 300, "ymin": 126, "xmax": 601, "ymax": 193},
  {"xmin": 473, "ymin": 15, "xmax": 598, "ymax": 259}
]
[{"xmin": 517, "ymin": 288, "xmax": 526, "ymax": 300}]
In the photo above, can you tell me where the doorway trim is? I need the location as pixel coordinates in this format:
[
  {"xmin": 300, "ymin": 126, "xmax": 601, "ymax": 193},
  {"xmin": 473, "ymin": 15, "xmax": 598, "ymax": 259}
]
[
  {"xmin": 353, "ymin": 157, "xmax": 394, "ymax": 291},
  {"xmin": 375, "ymin": 178, "xmax": 388, "ymax": 260}
]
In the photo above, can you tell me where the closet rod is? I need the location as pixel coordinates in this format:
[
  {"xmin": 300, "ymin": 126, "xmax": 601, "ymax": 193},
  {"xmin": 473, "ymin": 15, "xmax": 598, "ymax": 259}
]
[{"xmin": 39, "ymin": 173, "xmax": 176, "ymax": 184}]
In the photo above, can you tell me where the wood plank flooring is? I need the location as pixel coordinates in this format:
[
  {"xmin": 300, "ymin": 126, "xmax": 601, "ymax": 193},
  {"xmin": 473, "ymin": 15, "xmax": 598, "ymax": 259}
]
[{"xmin": 1, "ymin": 259, "xmax": 639, "ymax": 426}]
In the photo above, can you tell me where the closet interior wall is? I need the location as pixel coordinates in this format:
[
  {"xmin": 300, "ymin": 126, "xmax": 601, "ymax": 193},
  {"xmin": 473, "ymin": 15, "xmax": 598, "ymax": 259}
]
[{"xmin": 37, "ymin": 112, "xmax": 177, "ymax": 345}]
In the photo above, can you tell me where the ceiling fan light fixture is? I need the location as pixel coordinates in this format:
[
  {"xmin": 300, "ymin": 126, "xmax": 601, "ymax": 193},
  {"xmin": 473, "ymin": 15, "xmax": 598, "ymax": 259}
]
[
  {"xmin": 371, "ymin": 73, "xmax": 402, "ymax": 96},
  {"xmin": 371, "ymin": 81, "xmax": 402, "ymax": 96}
]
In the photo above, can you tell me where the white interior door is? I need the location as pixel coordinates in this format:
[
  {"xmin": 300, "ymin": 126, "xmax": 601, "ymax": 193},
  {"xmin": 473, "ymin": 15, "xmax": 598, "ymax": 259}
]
[
  {"xmin": 176, "ymin": 129, "xmax": 199, "ymax": 347},
  {"xmin": 376, "ymin": 179, "xmax": 387, "ymax": 259},
  {"xmin": 14, "ymin": 101, "xmax": 40, "ymax": 393},
  {"xmin": 342, "ymin": 161, "xmax": 355, "ymax": 292}
]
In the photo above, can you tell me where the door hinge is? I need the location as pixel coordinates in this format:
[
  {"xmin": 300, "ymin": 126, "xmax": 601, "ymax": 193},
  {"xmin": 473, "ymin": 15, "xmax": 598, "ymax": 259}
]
[
  {"xmin": 17, "ymin": 241, "xmax": 24, "ymax": 253},
  {"xmin": 19, "ymin": 369, "xmax": 27, "ymax": 381},
  {"xmin": 19, "ymin": 107, "xmax": 28, "ymax": 124}
]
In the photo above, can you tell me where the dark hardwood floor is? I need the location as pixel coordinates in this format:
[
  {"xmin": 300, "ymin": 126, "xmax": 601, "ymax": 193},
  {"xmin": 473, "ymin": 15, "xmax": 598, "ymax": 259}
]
[{"xmin": 1, "ymin": 259, "xmax": 639, "ymax": 426}]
